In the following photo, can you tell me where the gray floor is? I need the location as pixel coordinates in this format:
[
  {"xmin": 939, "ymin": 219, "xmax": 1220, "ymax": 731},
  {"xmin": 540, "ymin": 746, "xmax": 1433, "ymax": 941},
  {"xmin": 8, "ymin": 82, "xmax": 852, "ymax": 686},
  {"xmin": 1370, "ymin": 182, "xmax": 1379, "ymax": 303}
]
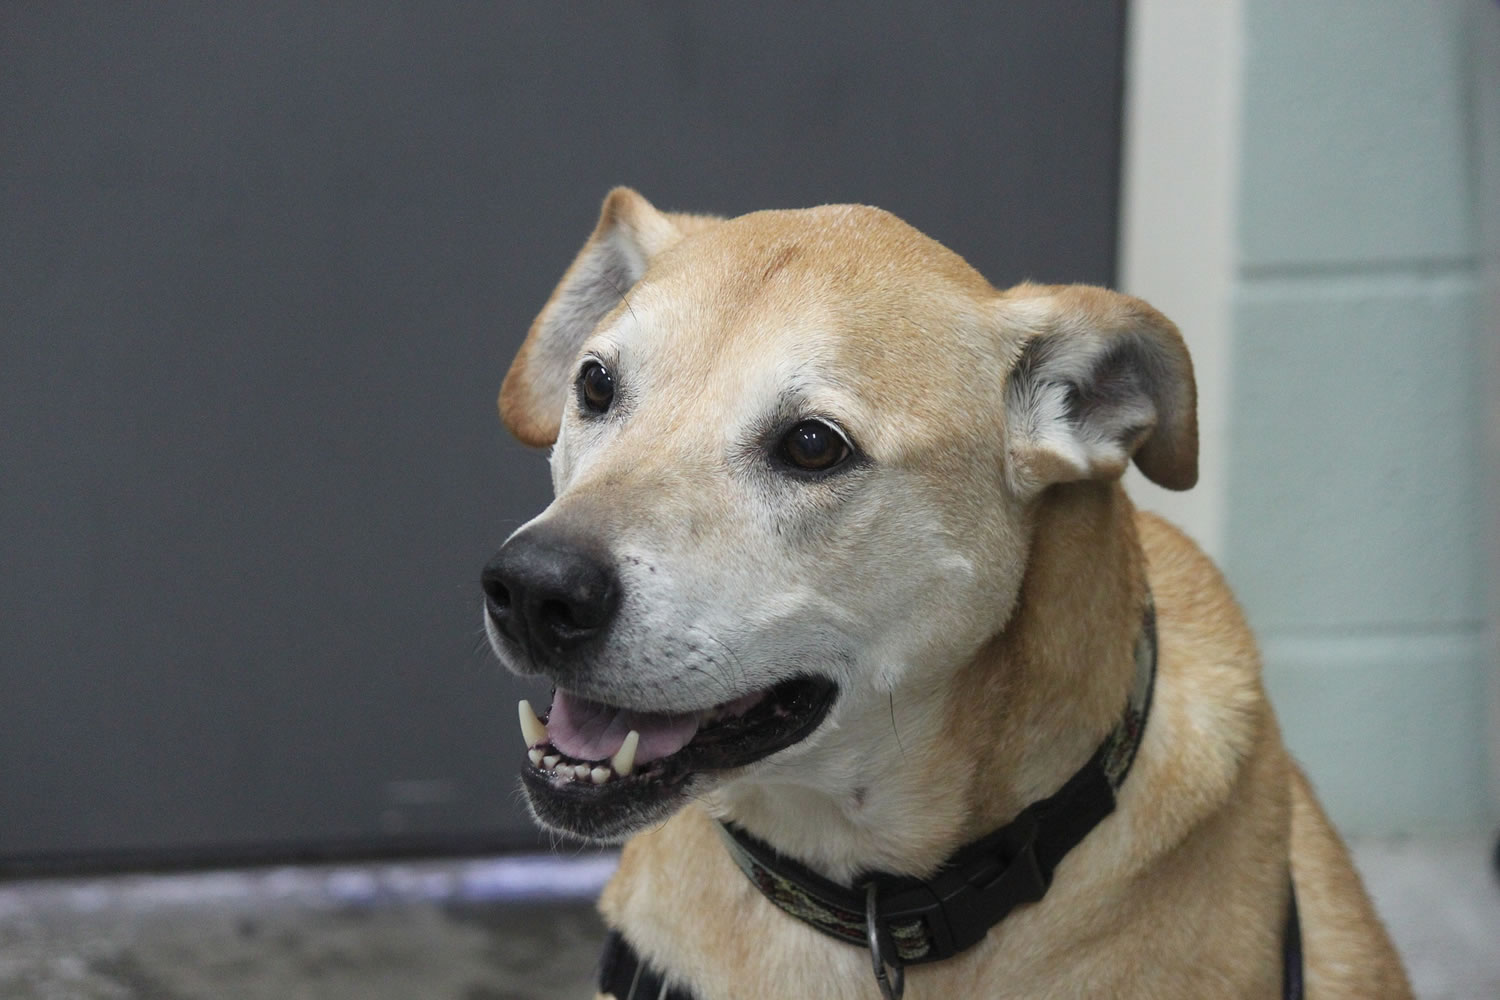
[
  {"xmin": 1347, "ymin": 835, "xmax": 1500, "ymax": 1000},
  {"xmin": 0, "ymin": 837, "xmax": 1494, "ymax": 999},
  {"xmin": 0, "ymin": 855, "xmax": 615, "ymax": 1000}
]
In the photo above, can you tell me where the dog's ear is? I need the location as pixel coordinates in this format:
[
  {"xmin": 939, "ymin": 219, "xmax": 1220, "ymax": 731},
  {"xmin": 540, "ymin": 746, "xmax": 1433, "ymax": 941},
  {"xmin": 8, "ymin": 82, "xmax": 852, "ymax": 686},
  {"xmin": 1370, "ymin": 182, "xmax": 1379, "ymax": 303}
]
[
  {"xmin": 500, "ymin": 188, "xmax": 701, "ymax": 446},
  {"xmin": 998, "ymin": 283, "xmax": 1198, "ymax": 495}
]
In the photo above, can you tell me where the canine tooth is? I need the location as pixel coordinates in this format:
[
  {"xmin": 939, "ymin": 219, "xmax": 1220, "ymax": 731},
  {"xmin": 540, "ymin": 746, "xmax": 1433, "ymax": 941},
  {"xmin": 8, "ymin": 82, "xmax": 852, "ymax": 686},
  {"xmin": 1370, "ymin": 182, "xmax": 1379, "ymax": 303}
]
[
  {"xmin": 611, "ymin": 730, "xmax": 640, "ymax": 777},
  {"xmin": 528, "ymin": 748, "xmax": 543, "ymax": 766},
  {"xmin": 573, "ymin": 764, "xmax": 591, "ymax": 780},
  {"xmin": 518, "ymin": 700, "xmax": 548, "ymax": 747},
  {"xmin": 590, "ymin": 766, "xmax": 611, "ymax": 784},
  {"xmin": 543, "ymin": 754, "xmax": 560, "ymax": 769}
]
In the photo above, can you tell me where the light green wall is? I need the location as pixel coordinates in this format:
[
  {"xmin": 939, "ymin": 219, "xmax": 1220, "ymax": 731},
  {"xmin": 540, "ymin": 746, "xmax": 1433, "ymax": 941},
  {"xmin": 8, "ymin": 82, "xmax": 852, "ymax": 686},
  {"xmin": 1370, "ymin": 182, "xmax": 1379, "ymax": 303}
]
[{"xmin": 1223, "ymin": 0, "xmax": 1492, "ymax": 832}]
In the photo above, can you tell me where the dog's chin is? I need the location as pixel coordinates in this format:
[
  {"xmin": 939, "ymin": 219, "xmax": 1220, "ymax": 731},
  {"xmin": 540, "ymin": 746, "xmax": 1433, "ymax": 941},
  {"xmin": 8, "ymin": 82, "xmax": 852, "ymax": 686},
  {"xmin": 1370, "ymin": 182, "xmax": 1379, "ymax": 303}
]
[{"xmin": 518, "ymin": 676, "xmax": 838, "ymax": 844}]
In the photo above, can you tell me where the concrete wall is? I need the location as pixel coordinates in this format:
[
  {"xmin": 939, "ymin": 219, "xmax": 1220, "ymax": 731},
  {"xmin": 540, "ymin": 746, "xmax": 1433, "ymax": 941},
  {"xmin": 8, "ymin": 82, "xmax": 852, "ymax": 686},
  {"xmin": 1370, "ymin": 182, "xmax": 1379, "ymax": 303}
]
[
  {"xmin": 1473, "ymin": 0, "xmax": 1500, "ymax": 808},
  {"xmin": 1123, "ymin": 0, "xmax": 1494, "ymax": 833}
]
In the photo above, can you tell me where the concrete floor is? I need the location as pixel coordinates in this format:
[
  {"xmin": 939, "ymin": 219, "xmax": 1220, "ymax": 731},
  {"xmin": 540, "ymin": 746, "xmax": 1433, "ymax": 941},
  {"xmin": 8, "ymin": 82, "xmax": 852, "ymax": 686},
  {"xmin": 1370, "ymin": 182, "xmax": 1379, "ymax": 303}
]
[
  {"xmin": 0, "ymin": 855, "xmax": 615, "ymax": 1000},
  {"xmin": 0, "ymin": 837, "xmax": 1494, "ymax": 999}
]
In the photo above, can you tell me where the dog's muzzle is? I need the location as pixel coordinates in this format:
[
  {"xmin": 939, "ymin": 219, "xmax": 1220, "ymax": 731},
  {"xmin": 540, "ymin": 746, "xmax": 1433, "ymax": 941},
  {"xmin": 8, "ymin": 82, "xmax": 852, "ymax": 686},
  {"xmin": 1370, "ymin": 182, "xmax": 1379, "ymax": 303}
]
[{"xmin": 482, "ymin": 527, "xmax": 620, "ymax": 669}]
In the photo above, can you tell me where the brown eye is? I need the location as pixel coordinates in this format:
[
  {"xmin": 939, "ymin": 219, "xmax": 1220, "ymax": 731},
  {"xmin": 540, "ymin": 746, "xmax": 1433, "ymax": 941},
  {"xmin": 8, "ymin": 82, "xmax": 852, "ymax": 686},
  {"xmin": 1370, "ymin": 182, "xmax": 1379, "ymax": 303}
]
[
  {"xmin": 780, "ymin": 420, "xmax": 850, "ymax": 472},
  {"xmin": 578, "ymin": 361, "xmax": 615, "ymax": 414}
]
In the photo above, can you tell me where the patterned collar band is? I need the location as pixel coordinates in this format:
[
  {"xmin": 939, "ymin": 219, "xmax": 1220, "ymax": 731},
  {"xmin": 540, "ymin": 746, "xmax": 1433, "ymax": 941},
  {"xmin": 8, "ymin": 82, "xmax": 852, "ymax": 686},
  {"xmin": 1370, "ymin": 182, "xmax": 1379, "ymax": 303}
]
[{"xmin": 716, "ymin": 596, "xmax": 1157, "ymax": 1000}]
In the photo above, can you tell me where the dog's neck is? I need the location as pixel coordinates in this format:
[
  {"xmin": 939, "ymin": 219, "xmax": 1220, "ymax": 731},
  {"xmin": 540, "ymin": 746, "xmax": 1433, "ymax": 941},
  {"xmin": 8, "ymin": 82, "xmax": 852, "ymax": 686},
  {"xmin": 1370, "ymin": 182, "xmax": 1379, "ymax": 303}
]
[{"xmin": 709, "ymin": 481, "xmax": 1146, "ymax": 885}]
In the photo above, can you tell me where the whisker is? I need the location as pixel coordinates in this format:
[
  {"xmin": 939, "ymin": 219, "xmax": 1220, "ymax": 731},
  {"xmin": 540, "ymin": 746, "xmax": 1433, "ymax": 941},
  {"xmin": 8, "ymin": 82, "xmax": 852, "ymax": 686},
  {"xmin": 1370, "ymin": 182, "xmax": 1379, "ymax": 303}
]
[
  {"xmin": 603, "ymin": 270, "xmax": 640, "ymax": 327},
  {"xmin": 694, "ymin": 628, "xmax": 752, "ymax": 696},
  {"xmin": 888, "ymin": 692, "xmax": 907, "ymax": 757}
]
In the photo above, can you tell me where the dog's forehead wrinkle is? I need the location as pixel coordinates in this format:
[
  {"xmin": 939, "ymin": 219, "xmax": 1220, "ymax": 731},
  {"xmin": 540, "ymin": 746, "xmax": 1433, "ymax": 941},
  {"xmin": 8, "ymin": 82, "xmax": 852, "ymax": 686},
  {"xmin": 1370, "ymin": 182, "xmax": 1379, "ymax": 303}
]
[
  {"xmin": 593, "ymin": 295, "xmax": 834, "ymax": 430},
  {"xmin": 642, "ymin": 208, "xmax": 991, "ymax": 333}
]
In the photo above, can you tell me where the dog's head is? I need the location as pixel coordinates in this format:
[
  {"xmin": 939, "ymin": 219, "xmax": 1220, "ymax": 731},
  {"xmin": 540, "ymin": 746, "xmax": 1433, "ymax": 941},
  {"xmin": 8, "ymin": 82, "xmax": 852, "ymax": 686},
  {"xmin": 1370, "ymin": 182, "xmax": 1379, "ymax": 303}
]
[{"xmin": 484, "ymin": 189, "xmax": 1195, "ymax": 843}]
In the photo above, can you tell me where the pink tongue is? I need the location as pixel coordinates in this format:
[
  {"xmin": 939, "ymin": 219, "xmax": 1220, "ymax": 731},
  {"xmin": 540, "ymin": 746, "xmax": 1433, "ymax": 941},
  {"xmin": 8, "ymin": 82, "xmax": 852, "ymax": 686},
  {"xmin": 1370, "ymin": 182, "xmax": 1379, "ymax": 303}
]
[{"xmin": 546, "ymin": 690, "xmax": 701, "ymax": 765}]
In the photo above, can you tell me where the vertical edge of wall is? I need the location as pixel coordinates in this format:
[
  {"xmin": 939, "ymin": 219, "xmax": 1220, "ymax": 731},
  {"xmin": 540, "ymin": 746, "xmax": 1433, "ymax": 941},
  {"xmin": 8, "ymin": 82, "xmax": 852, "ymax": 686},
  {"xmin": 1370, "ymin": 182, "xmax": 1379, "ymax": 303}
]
[
  {"xmin": 1472, "ymin": 0, "xmax": 1500, "ymax": 811},
  {"xmin": 1121, "ymin": 1, "xmax": 1496, "ymax": 834},
  {"xmin": 1117, "ymin": 0, "xmax": 1244, "ymax": 562}
]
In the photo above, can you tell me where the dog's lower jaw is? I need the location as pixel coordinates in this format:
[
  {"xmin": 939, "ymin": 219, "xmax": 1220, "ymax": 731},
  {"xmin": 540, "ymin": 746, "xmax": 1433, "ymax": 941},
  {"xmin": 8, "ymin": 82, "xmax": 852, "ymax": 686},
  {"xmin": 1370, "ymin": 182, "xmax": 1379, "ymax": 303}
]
[{"xmin": 521, "ymin": 767, "xmax": 704, "ymax": 844}]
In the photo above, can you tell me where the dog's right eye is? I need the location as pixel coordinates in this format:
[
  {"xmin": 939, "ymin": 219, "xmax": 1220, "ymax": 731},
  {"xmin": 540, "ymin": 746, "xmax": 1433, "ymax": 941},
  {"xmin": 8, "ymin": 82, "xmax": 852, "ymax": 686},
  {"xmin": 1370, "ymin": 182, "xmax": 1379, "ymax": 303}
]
[
  {"xmin": 779, "ymin": 419, "xmax": 852, "ymax": 473},
  {"xmin": 578, "ymin": 361, "xmax": 615, "ymax": 414}
]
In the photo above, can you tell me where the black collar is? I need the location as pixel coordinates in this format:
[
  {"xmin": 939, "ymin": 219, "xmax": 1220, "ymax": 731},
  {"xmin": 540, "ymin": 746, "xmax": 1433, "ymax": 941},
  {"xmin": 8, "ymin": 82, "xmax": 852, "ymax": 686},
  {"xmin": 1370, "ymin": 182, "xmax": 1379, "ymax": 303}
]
[{"xmin": 715, "ymin": 598, "xmax": 1158, "ymax": 997}]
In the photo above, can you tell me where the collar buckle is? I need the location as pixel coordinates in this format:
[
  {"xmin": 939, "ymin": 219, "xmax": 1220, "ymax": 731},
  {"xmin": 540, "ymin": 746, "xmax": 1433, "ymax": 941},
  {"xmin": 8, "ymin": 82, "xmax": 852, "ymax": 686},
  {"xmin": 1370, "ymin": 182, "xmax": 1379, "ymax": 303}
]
[{"xmin": 874, "ymin": 806, "xmax": 1051, "ymax": 963}]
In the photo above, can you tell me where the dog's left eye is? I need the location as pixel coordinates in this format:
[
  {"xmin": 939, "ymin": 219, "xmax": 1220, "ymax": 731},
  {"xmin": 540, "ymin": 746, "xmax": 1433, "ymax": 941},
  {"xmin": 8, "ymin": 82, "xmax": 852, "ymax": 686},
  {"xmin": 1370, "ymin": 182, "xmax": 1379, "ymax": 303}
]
[{"xmin": 779, "ymin": 420, "xmax": 851, "ymax": 473}]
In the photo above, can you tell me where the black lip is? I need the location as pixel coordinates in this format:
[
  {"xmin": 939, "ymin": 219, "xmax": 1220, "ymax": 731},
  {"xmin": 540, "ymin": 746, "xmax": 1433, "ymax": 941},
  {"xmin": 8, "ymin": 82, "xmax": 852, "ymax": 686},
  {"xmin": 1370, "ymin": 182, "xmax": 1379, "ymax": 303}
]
[{"xmin": 519, "ymin": 676, "xmax": 838, "ymax": 842}]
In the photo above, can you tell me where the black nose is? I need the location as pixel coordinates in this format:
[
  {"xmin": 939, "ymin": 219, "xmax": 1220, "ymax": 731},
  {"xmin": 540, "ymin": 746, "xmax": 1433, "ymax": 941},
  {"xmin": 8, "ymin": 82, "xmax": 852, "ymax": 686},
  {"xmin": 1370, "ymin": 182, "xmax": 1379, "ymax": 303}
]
[{"xmin": 482, "ymin": 529, "xmax": 620, "ymax": 659}]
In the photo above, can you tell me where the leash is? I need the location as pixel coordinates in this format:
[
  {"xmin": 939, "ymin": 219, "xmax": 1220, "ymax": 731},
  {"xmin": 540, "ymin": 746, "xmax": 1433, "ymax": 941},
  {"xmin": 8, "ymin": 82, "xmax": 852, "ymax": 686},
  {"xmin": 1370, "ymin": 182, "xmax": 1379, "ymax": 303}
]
[
  {"xmin": 1284, "ymin": 875, "xmax": 1305, "ymax": 1000},
  {"xmin": 594, "ymin": 595, "xmax": 1303, "ymax": 998},
  {"xmin": 598, "ymin": 930, "xmax": 695, "ymax": 1000}
]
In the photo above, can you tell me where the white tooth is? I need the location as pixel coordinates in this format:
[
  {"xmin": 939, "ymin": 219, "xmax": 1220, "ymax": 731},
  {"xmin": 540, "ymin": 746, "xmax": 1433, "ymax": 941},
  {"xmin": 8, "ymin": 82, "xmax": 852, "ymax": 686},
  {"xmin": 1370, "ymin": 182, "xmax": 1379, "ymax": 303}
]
[
  {"xmin": 518, "ymin": 700, "xmax": 548, "ymax": 748},
  {"xmin": 528, "ymin": 748, "xmax": 543, "ymax": 766},
  {"xmin": 611, "ymin": 730, "xmax": 640, "ymax": 777},
  {"xmin": 573, "ymin": 764, "xmax": 591, "ymax": 780},
  {"xmin": 543, "ymin": 754, "xmax": 560, "ymax": 769},
  {"xmin": 590, "ymin": 766, "xmax": 611, "ymax": 784}
]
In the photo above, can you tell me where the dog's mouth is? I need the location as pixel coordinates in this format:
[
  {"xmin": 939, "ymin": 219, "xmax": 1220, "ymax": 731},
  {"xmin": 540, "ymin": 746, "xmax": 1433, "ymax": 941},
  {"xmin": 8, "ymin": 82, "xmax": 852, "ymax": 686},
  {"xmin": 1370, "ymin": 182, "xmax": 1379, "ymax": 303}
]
[{"xmin": 516, "ymin": 676, "xmax": 837, "ymax": 840}]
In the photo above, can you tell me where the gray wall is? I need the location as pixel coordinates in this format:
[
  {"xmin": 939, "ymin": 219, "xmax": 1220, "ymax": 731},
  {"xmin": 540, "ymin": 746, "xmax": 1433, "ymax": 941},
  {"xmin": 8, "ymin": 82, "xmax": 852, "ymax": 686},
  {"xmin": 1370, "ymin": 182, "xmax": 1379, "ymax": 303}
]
[{"xmin": 0, "ymin": 3, "xmax": 1127, "ymax": 868}]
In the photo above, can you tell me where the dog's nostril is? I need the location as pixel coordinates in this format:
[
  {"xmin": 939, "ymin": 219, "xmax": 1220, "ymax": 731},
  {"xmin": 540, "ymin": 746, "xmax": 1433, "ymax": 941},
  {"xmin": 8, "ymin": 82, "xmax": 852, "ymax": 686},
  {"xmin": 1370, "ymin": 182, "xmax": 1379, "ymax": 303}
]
[{"xmin": 482, "ymin": 575, "xmax": 512, "ymax": 611}]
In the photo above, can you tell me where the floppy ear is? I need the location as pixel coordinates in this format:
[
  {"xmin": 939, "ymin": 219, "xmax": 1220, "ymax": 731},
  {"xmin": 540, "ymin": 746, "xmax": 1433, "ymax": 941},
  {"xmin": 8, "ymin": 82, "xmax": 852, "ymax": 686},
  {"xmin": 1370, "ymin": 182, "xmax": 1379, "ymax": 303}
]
[
  {"xmin": 500, "ymin": 188, "xmax": 703, "ymax": 446},
  {"xmin": 999, "ymin": 283, "xmax": 1198, "ymax": 495}
]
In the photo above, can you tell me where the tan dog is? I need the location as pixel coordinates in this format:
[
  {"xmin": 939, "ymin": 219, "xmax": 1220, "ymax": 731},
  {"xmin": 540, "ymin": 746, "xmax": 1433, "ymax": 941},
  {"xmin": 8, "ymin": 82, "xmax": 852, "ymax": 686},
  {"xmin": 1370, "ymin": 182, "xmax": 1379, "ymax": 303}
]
[{"xmin": 483, "ymin": 189, "xmax": 1412, "ymax": 999}]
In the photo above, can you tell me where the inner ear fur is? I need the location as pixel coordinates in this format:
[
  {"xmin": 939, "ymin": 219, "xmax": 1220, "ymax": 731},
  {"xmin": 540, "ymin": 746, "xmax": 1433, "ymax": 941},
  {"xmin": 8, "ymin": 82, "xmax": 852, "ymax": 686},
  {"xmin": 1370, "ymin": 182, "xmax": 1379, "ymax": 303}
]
[
  {"xmin": 499, "ymin": 188, "xmax": 717, "ymax": 446},
  {"xmin": 999, "ymin": 283, "xmax": 1198, "ymax": 494}
]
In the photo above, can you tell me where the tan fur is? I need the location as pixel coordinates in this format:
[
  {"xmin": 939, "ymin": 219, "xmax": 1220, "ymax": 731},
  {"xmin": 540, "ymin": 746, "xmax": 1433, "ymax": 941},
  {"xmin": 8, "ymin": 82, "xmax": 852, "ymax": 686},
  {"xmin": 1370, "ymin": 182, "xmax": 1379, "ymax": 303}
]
[{"xmin": 499, "ymin": 191, "xmax": 1411, "ymax": 998}]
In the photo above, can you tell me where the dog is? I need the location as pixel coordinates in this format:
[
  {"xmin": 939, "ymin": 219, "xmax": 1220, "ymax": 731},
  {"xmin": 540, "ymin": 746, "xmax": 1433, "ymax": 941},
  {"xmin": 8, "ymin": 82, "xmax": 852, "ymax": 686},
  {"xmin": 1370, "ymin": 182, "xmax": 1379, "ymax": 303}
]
[{"xmin": 482, "ymin": 189, "xmax": 1413, "ymax": 999}]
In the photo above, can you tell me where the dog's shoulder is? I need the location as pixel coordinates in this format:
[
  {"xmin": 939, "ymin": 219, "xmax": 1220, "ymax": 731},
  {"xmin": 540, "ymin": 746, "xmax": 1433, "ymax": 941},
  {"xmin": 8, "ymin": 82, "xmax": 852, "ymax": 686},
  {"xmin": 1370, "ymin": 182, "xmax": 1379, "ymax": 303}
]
[
  {"xmin": 1135, "ymin": 509, "xmax": 1261, "ymax": 694},
  {"xmin": 1129, "ymin": 510, "xmax": 1268, "ymax": 816}
]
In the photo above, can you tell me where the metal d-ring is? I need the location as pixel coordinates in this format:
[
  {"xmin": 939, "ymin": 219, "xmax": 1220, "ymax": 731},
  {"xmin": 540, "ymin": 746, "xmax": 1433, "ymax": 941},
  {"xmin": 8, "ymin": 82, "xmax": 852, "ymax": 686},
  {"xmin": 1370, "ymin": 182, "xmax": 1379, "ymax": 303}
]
[{"xmin": 865, "ymin": 882, "xmax": 905, "ymax": 1000}]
